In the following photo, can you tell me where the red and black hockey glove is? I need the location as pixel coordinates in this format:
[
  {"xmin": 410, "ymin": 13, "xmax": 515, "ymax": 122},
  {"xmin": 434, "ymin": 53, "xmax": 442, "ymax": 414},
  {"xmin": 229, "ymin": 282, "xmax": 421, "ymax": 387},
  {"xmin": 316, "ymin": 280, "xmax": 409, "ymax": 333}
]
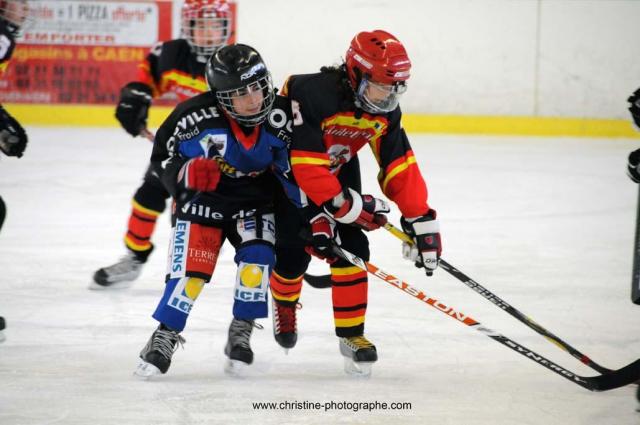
[
  {"xmin": 178, "ymin": 157, "xmax": 221, "ymax": 192},
  {"xmin": 401, "ymin": 210, "xmax": 442, "ymax": 276},
  {"xmin": 305, "ymin": 212, "xmax": 338, "ymax": 264},
  {"xmin": 0, "ymin": 106, "xmax": 27, "ymax": 158},
  {"xmin": 115, "ymin": 82, "xmax": 153, "ymax": 137},
  {"xmin": 323, "ymin": 188, "xmax": 390, "ymax": 231}
]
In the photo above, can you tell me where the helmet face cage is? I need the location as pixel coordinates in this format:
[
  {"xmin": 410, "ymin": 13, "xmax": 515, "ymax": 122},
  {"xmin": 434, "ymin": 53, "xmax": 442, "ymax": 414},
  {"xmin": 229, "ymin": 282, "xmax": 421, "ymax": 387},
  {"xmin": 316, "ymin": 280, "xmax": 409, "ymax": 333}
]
[
  {"xmin": 0, "ymin": 0, "xmax": 30, "ymax": 37},
  {"xmin": 215, "ymin": 73, "xmax": 275, "ymax": 127},
  {"xmin": 355, "ymin": 78, "xmax": 406, "ymax": 114},
  {"xmin": 181, "ymin": 1, "xmax": 230, "ymax": 58}
]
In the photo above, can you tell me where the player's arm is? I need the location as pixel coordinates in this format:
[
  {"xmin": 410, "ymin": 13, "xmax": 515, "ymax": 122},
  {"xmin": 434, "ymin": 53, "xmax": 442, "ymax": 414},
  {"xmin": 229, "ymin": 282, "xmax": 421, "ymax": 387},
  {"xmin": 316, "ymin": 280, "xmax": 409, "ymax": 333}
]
[
  {"xmin": 0, "ymin": 23, "xmax": 24, "ymax": 158},
  {"xmin": 152, "ymin": 111, "xmax": 219, "ymax": 201},
  {"xmin": 289, "ymin": 93, "xmax": 388, "ymax": 231},
  {"xmin": 0, "ymin": 105, "xmax": 26, "ymax": 158},
  {"xmin": 375, "ymin": 109, "xmax": 441, "ymax": 275},
  {"xmin": 115, "ymin": 43, "xmax": 163, "ymax": 137}
]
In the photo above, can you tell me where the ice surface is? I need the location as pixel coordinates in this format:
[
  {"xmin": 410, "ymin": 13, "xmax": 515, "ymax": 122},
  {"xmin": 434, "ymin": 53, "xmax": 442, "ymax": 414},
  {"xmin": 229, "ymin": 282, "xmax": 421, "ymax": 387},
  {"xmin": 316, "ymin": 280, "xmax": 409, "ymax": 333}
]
[{"xmin": 0, "ymin": 127, "xmax": 639, "ymax": 424}]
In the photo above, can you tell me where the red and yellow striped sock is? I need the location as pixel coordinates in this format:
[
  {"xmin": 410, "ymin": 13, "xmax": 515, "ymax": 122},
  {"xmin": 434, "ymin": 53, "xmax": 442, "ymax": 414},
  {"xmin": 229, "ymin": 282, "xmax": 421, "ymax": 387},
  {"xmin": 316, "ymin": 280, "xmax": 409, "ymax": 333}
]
[
  {"xmin": 270, "ymin": 271, "xmax": 303, "ymax": 306},
  {"xmin": 331, "ymin": 265, "xmax": 368, "ymax": 337},
  {"xmin": 124, "ymin": 199, "xmax": 161, "ymax": 257}
]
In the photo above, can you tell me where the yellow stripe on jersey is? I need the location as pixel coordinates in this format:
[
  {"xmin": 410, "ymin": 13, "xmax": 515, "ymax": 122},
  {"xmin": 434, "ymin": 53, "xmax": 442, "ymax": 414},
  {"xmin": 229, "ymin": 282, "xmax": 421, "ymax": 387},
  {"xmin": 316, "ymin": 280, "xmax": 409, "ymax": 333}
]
[
  {"xmin": 160, "ymin": 70, "xmax": 208, "ymax": 93},
  {"xmin": 290, "ymin": 157, "xmax": 331, "ymax": 166},
  {"xmin": 381, "ymin": 155, "xmax": 417, "ymax": 193}
]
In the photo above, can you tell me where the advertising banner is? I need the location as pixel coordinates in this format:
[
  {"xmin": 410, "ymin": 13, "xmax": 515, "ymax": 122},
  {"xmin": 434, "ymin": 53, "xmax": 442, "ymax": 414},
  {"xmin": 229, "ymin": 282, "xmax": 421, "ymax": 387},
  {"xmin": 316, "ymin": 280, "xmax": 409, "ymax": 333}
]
[{"xmin": 0, "ymin": 0, "xmax": 236, "ymax": 106}]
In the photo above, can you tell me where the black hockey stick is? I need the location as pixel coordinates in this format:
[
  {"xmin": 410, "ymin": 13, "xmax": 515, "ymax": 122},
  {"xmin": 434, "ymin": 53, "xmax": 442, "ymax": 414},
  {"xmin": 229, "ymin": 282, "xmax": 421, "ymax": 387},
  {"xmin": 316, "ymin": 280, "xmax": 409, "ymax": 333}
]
[
  {"xmin": 304, "ymin": 222, "xmax": 615, "ymax": 374},
  {"xmin": 631, "ymin": 185, "xmax": 640, "ymax": 304},
  {"xmin": 327, "ymin": 242, "xmax": 640, "ymax": 391}
]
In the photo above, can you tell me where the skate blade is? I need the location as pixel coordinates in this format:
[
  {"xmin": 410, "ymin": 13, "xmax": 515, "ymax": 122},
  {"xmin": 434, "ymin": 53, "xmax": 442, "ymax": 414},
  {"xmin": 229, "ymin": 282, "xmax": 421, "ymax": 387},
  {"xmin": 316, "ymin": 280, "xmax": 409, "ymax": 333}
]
[
  {"xmin": 224, "ymin": 359, "xmax": 250, "ymax": 377},
  {"xmin": 88, "ymin": 279, "xmax": 134, "ymax": 290},
  {"xmin": 134, "ymin": 360, "xmax": 162, "ymax": 378},
  {"xmin": 343, "ymin": 357, "xmax": 373, "ymax": 378}
]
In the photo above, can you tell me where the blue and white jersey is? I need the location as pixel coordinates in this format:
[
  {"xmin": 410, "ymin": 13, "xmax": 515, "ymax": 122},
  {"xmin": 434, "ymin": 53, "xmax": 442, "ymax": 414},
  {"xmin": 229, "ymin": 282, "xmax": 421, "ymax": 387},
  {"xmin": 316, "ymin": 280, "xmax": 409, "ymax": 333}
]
[{"xmin": 151, "ymin": 92, "xmax": 305, "ymax": 223}]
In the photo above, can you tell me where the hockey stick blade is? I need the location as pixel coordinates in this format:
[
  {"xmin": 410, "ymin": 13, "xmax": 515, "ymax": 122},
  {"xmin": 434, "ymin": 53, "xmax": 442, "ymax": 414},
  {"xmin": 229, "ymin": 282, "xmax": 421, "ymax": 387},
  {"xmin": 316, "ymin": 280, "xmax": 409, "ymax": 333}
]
[
  {"xmin": 329, "ymin": 243, "xmax": 640, "ymax": 392},
  {"xmin": 304, "ymin": 273, "xmax": 332, "ymax": 288},
  {"xmin": 382, "ymin": 222, "xmax": 614, "ymax": 374}
]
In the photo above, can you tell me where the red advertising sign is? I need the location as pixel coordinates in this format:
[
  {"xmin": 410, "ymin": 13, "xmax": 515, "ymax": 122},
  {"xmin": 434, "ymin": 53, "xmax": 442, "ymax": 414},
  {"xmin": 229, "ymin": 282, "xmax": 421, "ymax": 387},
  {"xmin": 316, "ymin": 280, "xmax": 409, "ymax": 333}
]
[{"xmin": 0, "ymin": 0, "xmax": 236, "ymax": 105}]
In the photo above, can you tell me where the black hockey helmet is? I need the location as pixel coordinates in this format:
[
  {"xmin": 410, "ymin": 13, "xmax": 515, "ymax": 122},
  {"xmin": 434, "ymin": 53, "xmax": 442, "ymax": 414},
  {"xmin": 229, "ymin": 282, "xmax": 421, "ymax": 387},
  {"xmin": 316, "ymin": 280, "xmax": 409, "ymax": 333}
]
[{"xmin": 205, "ymin": 43, "xmax": 275, "ymax": 127}]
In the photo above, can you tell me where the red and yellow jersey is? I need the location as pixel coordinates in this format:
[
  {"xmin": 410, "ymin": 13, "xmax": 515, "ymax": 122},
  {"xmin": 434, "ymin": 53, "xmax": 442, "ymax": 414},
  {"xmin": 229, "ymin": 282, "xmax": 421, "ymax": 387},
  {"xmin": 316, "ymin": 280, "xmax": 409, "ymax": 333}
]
[
  {"xmin": 285, "ymin": 68, "xmax": 430, "ymax": 218},
  {"xmin": 134, "ymin": 39, "xmax": 208, "ymax": 102}
]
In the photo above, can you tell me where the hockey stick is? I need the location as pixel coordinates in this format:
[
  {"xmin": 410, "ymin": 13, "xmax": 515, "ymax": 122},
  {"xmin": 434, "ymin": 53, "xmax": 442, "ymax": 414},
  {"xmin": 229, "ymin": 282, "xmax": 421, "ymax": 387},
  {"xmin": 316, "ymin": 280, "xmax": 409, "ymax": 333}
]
[
  {"xmin": 305, "ymin": 223, "xmax": 615, "ymax": 374},
  {"xmin": 631, "ymin": 185, "xmax": 640, "ymax": 304},
  {"xmin": 327, "ymin": 242, "xmax": 640, "ymax": 391}
]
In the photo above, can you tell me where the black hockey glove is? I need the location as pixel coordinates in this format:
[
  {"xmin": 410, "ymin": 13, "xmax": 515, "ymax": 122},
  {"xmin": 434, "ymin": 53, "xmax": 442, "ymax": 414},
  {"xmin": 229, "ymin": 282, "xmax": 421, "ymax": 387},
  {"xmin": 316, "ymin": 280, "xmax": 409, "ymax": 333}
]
[
  {"xmin": 628, "ymin": 87, "xmax": 640, "ymax": 129},
  {"xmin": 305, "ymin": 212, "xmax": 338, "ymax": 264},
  {"xmin": 0, "ymin": 106, "xmax": 27, "ymax": 158},
  {"xmin": 627, "ymin": 148, "xmax": 640, "ymax": 183},
  {"xmin": 323, "ymin": 187, "xmax": 390, "ymax": 231},
  {"xmin": 115, "ymin": 82, "xmax": 153, "ymax": 137},
  {"xmin": 401, "ymin": 210, "xmax": 441, "ymax": 276}
]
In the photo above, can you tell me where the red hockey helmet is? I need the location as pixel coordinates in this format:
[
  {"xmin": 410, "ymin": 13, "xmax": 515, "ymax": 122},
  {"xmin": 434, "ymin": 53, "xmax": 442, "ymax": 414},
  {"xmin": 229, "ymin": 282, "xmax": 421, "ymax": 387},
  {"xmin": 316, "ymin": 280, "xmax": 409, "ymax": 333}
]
[
  {"xmin": 181, "ymin": 0, "xmax": 231, "ymax": 60},
  {"xmin": 345, "ymin": 30, "xmax": 411, "ymax": 114}
]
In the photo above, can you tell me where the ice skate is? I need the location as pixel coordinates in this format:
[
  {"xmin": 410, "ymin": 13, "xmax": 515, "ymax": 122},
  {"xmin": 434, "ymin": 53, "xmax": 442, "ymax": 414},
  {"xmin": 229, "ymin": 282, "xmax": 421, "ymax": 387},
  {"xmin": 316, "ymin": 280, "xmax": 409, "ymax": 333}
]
[
  {"xmin": 90, "ymin": 250, "xmax": 146, "ymax": 289},
  {"xmin": 224, "ymin": 318, "xmax": 260, "ymax": 376},
  {"xmin": 339, "ymin": 336, "xmax": 378, "ymax": 378},
  {"xmin": 272, "ymin": 300, "xmax": 300, "ymax": 352},
  {"xmin": 134, "ymin": 324, "xmax": 185, "ymax": 378},
  {"xmin": 0, "ymin": 316, "xmax": 5, "ymax": 343}
]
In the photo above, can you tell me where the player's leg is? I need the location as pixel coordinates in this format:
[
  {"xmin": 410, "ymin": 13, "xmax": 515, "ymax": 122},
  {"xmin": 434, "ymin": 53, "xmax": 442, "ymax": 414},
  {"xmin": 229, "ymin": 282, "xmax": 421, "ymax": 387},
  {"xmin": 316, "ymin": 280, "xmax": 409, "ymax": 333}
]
[
  {"xmin": 92, "ymin": 165, "xmax": 170, "ymax": 289},
  {"xmin": 223, "ymin": 212, "xmax": 276, "ymax": 374},
  {"xmin": 135, "ymin": 218, "xmax": 223, "ymax": 377},
  {"xmin": 330, "ymin": 223, "xmax": 377, "ymax": 376},
  {"xmin": 271, "ymin": 191, "xmax": 311, "ymax": 350}
]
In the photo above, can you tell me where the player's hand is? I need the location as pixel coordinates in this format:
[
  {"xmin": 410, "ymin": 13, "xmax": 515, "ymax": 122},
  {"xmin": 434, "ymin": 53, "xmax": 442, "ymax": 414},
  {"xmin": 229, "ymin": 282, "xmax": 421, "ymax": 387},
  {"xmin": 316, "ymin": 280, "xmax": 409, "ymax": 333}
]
[
  {"xmin": 0, "ymin": 106, "xmax": 27, "ymax": 158},
  {"xmin": 115, "ymin": 82, "xmax": 153, "ymax": 137},
  {"xmin": 324, "ymin": 188, "xmax": 390, "ymax": 231},
  {"xmin": 305, "ymin": 212, "xmax": 338, "ymax": 263},
  {"xmin": 401, "ymin": 210, "xmax": 441, "ymax": 276},
  {"xmin": 628, "ymin": 87, "xmax": 640, "ymax": 129},
  {"xmin": 178, "ymin": 157, "xmax": 221, "ymax": 192}
]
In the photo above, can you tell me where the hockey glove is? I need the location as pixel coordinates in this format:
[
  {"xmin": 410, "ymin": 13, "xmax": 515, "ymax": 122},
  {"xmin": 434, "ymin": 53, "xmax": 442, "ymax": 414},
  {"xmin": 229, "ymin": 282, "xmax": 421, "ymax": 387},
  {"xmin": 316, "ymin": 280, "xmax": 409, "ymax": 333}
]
[
  {"xmin": 115, "ymin": 82, "xmax": 153, "ymax": 137},
  {"xmin": 628, "ymin": 87, "xmax": 640, "ymax": 129},
  {"xmin": 305, "ymin": 212, "xmax": 338, "ymax": 264},
  {"xmin": 178, "ymin": 157, "xmax": 221, "ymax": 192},
  {"xmin": 0, "ymin": 106, "xmax": 27, "ymax": 158},
  {"xmin": 323, "ymin": 187, "xmax": 390, "ymax": 231},
  {"xmin": 401, "ymin": 210, "xmax": 441, "ymax": 276},
  {"xmin": 628, "ymin": 148, "xmax": 640, "ymax": 183}
]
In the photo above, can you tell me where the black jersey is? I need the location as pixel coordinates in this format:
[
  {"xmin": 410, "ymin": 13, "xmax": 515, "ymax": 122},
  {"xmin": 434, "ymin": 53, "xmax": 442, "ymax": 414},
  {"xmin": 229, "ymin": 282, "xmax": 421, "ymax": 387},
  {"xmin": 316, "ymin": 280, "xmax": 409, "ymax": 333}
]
[
  {"xmin": 151, "ymin": 93, "xmax": 302, "ymax": 224},
  {"xmin": 135, "ymin": 39, "xmax": 207, "ymax": 101}
]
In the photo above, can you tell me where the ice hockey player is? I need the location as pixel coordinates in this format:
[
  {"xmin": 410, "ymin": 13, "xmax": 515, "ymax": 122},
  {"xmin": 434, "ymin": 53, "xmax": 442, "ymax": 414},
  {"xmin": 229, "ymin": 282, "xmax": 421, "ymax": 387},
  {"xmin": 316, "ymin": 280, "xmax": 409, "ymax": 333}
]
[
  {"xmin": 135, "ymin": 43, "xmax": 302, "ymax": 377},
  {"xmin": 91, "ymin": 0, "xmax": 232, "ymax": 289},
  {"xmin": 270, "ymin": 30, "xmax": 441, "ymax": 376},
  {"xmin": 0, "ymin": 0, "xmax": 30, "ymax": 343},
  {"xmin": 625, "ymin": 86, "xmax": 640, "ymax": 406}
]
